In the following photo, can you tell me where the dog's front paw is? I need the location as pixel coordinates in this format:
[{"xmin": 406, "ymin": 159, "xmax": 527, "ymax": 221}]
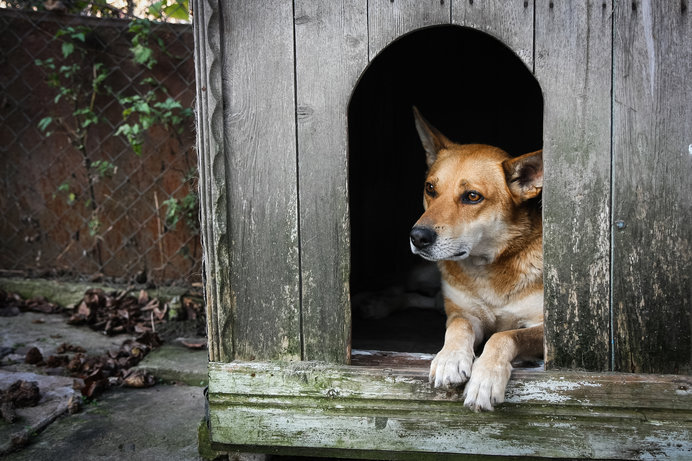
[
  {"xmin": 462, "ymin": 355, "xmax": 512, "ymax": 411},
  {"xmin": 429, "ymin": 348, "xmax": 474, "ymax": 388}
]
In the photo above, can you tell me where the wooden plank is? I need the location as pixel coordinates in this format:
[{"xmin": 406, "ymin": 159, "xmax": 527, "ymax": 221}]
[
  {"xmin": 535, "ymin": 0, "xmax": 613, "ymax": 371},
  {"xmin": 612, "ymin": 1, "xmax": 692, "ymax": 374},
  {"xmin": 208, "ymin": 361, "xmax": 692, "ymax": 459},
  {"xmin": 219, "ymin": 1, "xmax": 301, "ymax": 361},
  {"xmin": 192, "ymin": 0, "xmax": 231, "ymax": 362},
  {"xmin": 452, "ymin": 0, "xmax": 534, "ymax": 70},
  {"xmin": 294, "ymin": 1, "xmax": 368, "ymax": 363},
  {"xmin": 367, "ymin": 0, "xmax": 450, "ymax": 59}
]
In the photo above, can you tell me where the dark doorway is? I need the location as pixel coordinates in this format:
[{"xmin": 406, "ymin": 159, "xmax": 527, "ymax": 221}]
[{"xmin": 348, "ymin": 25, "xmax": 544, "ymax": 354}]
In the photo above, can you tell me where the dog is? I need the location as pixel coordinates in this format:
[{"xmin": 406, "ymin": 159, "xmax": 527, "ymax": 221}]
[{"xmin": 410, "ymin": 107, "xmax": 544, "ymax": 411}]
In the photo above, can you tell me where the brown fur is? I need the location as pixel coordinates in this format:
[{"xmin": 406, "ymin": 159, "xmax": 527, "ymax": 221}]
[{"xmin": 410, "ymin": 107, "xmax": 543, "ymax": 411}]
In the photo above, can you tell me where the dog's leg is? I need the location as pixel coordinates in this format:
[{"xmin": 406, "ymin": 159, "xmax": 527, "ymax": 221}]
[
  {"xmin": 429, "ymin": 308, "xmax": 480, "ymax": 388},
  {"xmin": 463, "ymin": 324, "xmax": 543, "ymax": 411}
]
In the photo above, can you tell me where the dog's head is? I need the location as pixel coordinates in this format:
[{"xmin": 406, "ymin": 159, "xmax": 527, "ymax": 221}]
[{"xmin": 410, "ymin": 107, "xmax": 542, "ymax": 264}]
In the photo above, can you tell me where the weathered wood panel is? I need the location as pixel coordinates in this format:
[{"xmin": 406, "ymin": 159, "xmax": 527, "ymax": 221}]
[
  {"xmin": 612, "ymin": 1, "xmax": 691, "ymax": 374},
  {"xmin": 193, "ymin": 0, "xmax": 230, "ymax": 362},
  {"xmin": 209, "ymin": 361, "xmax": 692, "ymax": 459},
  {"xmin": 452, "ymin": 0, "xmax": 534, "ymax": 70},
  {"xmin": 294, "ymin": 1, "xmax": 369, "ymax": 363},
  {"xmin": 367, "ymin": 0, "xmax": 450, "ymax": 59},
  {"xmin": 536, "ymin": 1, "xmax": 613, "ymax": 371},
  {"xmin": 219, "ymin": 1, "xmax": 301, "ymax": 361}
]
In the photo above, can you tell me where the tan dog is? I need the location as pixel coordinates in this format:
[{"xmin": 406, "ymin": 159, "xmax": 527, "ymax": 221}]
[{"xmin": 410, "ymin": 107, "xmax": 544, "ymax": 411}]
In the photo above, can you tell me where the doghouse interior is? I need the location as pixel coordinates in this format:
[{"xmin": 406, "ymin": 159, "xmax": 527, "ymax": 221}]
[{"xmin": 348, "ymin": 26, "xmax": 543, "ymax": 354}]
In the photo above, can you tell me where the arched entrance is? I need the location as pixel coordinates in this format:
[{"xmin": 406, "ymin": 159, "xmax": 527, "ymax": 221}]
[{"xmin": 348, "ymin": 25, "xmax": 544, "ymax": 353}]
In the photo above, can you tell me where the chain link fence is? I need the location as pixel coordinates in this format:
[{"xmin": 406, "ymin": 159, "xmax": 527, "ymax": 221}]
[{"xmin": 0, "ymin": 6, "xmax": 200, "ymax": 286}]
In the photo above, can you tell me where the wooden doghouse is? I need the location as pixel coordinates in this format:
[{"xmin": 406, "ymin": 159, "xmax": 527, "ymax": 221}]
[{"xmin": 193, "ymin": 1, "xmax": 691, "ymax": 458}]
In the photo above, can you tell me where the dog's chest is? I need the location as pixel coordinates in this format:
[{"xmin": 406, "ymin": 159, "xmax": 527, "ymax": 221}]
[{"xmin": 440, "ymin": 261, "xmax": 543, "ymax": 330}]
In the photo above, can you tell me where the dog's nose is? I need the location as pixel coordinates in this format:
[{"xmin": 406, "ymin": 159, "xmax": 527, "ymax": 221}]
[{"xmin": 410, "ymin": 226, "xmax": 436, "ymax": 249}]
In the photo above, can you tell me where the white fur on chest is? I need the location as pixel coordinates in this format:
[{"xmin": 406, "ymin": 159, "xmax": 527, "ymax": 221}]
[{"xmin": 441, "ymin": 271, "xmax": 543, "ymax": 334}]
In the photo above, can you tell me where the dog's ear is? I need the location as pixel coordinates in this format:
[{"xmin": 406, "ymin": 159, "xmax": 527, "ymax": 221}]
[
  {"xmin": 502, "ymin": 149, "xmax": 543, "ymax": 202},
  {"xmin": 413, "ymin": 106, "xmax": 452, "ymax": 168}
]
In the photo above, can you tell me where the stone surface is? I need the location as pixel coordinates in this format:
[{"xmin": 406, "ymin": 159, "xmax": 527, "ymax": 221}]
[
  {"xmin": 0, "ymin": 308, "xmax": 210, "ymax": 459},
  {"xmin": 0, "ymin": 312, "xmax": 132, "ymax": 365},
  {"xmin": 0, "ymin": 277, "xmax": 191, "ymax": 310},
  {"xmin": 133, "ymin": 342, "xmax": 208, "ymax": 387},
  {"xmin": 0, "ymin": 371, "xmax": 80, "ymax": 455},
  {"xmin": 3, "ymin": 385, "xmax": 206, "ymax": 461}
]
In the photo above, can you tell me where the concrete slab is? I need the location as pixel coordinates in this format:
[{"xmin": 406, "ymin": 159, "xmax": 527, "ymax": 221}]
[
  {"xmin": 0, "ymin": 294, "xmax": 214, "ymax": 459},
  {"xmin": 3, "ymin": 384, "xmax": 206, "ymax": 461},
  {"xmin": 0, "ymin": 371, "xmax": 80, "ymax": 455},
  {"xmin": 133, "ymin": 342, "xmax": 208, "ymax": 387},
  {"xmin": 0, "ymin": 277, "xmax": 191, "ymax": 309},
  {"xmin": 0, "ymin": 312, "xmax": 132, "ymax": 365}
]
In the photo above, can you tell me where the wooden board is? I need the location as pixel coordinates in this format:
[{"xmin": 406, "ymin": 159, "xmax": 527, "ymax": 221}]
[
  {"xmin": 193, "ymin": 0, "xmax": 230, "ymax": 362},
  {"xmin": 535, "ymin": 0, "xmax": 613, "ymax": 371},
  {"xmin": 611, "ymin": 1, "xmax": 691, "ymax": 374},
  {"xmin": 218, "ymin": 1, "xmax": 301, "ymax": 361},
  {"xmin": 294, "ymin": 1, "xmax": 369, "ymax": 363},
  {"xmin": 208, "ymin": 360, "xmax": 692, "ymax": 459},
  {"xmin": 367, "ymin": 0, "xmax": 451, "ymax": 60},
  {"xmin": 452, "ymin": 0, "xmax": 534, "ymax": 70}
]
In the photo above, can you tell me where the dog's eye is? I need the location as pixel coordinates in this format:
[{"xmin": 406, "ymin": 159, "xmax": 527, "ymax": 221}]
[
  {"xmin": 425, "ymin": 182, "xmax": 437, "ymax": 197},
  {"xmin": 462, "ymin": 191, "xmax": 484, "ymax": 204}
]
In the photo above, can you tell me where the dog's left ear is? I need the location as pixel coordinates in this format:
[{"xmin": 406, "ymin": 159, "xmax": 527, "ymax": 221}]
[
  {"xmin": 502, "ymin": 149, "xmax": 543, "ymax": 202},
  {"xmin": 413, "ymin": 106, "xmax": 452, "ymax": 168}
]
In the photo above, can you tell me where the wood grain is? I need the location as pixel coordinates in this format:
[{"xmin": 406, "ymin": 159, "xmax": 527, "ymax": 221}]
[
  {"xmin": 535, "ymin": 0, "xmax": 613, "ymax": 371},
  {"xmin": 612, "ymin": 0, "xmax": 691, "ymax": 374},
  {"xmin": 219, "ymin": 1, "xmax": 301, "ymax": 361},
  {"xmin": 209, "ymin": 360, "xmax": 692, "ymax": 459},
  {"xmin": 294, "ymin": 1, "xmax": 368, "ymax": 363},
  {"xmin": 368, "ymin": 0, "xmax": 451, "ymax": 59},
  {"xmin": 452, "ymin": 0, "xmax": 534, "ymax": 70},
  {"xmin": 192, "ymin": 0, "xmax": 231, "ymax": 362}
]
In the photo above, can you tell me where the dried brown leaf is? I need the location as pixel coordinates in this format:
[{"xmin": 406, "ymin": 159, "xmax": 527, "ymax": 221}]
[{"xmin": 25, "ymin": 347, "xmax": 43, "ymax": 365}]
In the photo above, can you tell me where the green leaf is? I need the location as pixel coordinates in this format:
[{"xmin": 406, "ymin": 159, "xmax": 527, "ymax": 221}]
[
  {"xmin": 155, "ymin": 97, "xmax": 182, "ymax": 111},
  {"xmin": 58, "ymin": 182, "xmax": 70, "ymax": 193},
  {"xmin": 61, "ymin": 42, "xmax": 75, "ymax": 58},
  {"xmin": 38, "ymin": 117, "xmax": 53, "ymax": 132},
  {"xmin": 147, "ymin": 1, "xmax": 165, "ymax": 18},
  {"xmin": 163, "ymin": 1, "xmax": 189, "ymax": 20},
  {"xmin": 131, "ymin": 44, "xmax": 155, "ymax": 68}
]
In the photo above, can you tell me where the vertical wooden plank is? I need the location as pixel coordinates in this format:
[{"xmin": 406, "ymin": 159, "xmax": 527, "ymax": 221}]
[
  {"xmin": 192, "ymin": 0, "xmax": 231, "ymax": 362},
  {"xmin": 220, "ymin": 1, "xmax": 301, "ymax": 361},
  {"xmin": 368, "ymin": 0, "xmax": 451, "ymax": 59},
  {"xmin": 536, "ymin": 1, "xmax": 612, "ymax": 370},
  {"xmin": 452, "ymin": 0, "xmax": 534, "ymax": 70},
  {"xmin": 612, "ymin": 1, "xmax": 691, "ymax": 374},
  {"xmin": 294, "ymin": 1, "xmax": 368, "ymax": 363}
]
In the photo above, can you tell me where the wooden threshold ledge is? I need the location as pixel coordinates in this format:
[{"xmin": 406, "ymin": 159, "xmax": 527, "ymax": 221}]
[{"xmin": 207, "ymin": 359, "xmax": 692, "ymax": 460}]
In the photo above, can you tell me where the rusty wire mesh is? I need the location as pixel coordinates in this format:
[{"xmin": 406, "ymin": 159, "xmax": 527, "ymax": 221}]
[{"xmin": 0, "ymin": 8, "xmax": 200, "ymax": 285}]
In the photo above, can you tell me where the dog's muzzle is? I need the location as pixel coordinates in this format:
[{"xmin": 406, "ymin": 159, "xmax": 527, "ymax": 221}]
[{"xmin": 410, "ymin": 226, "xmax": 437, "ymax": 251}]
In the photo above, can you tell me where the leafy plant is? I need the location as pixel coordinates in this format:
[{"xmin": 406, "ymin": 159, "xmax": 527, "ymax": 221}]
[
  {"xmin": 163, "ymin": 190, "xmax": 198, "ymax": 233},
  {"xmin": 35, "ymin": 24, "xmax": 110, "ymax": 265},
  {"xmin": 35, "ymin": 2, "xmax": 195, "ymax": 274}
]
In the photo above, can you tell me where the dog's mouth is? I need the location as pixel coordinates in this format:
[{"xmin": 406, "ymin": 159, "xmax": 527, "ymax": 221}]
[
  {"xmin": 410, "ymin": 245, "xmax": 470, "ymax": 262},
  {"xmin": 450, "ymin": 250, "xmax": 469, "ymax": 260}
]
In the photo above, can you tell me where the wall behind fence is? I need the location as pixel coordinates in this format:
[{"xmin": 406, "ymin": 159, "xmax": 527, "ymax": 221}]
[{"xmin": 0, "ymin": 9, "xmax": 200, "ymax": 285}]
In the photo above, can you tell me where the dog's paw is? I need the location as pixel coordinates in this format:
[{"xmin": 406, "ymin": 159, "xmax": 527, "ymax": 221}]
[
  {"xmin": 463, "ymin": 356, "xmax": 512, "ymax": 412},
  {"xmin": 429, "ymin": 348, "xmax": 474, "ymax": 388}
]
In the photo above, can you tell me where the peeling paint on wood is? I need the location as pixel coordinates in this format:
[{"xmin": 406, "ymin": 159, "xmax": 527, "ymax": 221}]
[
  {"xmin": 612, "ymin": 0, "xmax": 692, "ymax": 375},
  {"xmin": 536, "ymin": 0, "xmax": 612, "ymax": 371},
  {"xmin": 208, "ymin": 360, "xmax": 692, "ymax": 459},
  {"xmin": 294, "ymin": 0, "xmax": 368, "ymax": 363}
]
